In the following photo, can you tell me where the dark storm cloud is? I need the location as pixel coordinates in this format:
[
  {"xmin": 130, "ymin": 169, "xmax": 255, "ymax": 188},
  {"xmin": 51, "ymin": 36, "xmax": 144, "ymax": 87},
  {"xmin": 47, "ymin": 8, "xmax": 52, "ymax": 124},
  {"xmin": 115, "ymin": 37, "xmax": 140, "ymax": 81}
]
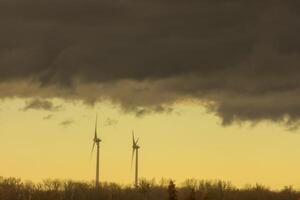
[
  {"xmin": 22, "ymin": 99, "xmax": 62, "ymax": 111},
  {"xmin": 1, "ymin": 0, "xmax": 300, "ymax": 126},
  {"xmin": 104, "ymin": 118, "xmax": 118, "ymax": 127},
  {"xmin": 60, "ymin": 119, "xmax": 75, "ymax": 127}
]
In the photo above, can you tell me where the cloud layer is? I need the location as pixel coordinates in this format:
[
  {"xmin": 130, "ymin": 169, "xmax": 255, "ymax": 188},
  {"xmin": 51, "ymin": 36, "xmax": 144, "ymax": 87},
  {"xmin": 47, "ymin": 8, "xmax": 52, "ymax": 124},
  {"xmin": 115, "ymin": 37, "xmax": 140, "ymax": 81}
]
[
  {"xmin": 1, "ymin": 0, "xmax": 300, "ymax": 125},
  {"xmin": 22, "ymin": 99, "xmax": 62, "ymax": 111}
]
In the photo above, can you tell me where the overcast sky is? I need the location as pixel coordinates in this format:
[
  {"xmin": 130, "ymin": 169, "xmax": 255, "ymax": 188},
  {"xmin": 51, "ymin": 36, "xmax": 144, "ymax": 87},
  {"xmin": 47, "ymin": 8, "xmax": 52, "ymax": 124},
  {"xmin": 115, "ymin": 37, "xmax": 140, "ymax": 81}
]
[{"xmin": 1, "ymin": 0, "xmax": 300, "ymax": 125}]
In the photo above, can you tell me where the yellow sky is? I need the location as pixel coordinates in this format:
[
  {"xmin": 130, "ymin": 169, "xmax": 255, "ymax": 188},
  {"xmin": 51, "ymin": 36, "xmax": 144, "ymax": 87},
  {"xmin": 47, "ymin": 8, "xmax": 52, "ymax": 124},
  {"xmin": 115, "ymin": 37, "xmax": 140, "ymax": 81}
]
[{"xmin": 0, "ymin": 98, "xmax": 300, "ymax": 189}]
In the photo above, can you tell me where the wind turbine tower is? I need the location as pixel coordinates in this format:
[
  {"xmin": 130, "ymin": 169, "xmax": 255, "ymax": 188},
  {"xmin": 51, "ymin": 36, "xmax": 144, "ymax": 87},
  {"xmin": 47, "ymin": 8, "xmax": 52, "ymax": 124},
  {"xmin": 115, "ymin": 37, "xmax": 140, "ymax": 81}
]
[
  {"xmin": 131, "ymin": 131, "xmax": 140, "ymax": 187},
  {"xmin": 91, "ymin": 115, "xmax": 101, "ymax": 188}
]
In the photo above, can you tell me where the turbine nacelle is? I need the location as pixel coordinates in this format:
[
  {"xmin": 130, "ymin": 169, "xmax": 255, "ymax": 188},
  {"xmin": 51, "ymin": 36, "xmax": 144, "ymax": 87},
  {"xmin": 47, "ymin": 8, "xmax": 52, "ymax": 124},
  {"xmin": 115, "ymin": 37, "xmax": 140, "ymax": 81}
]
[{"xmin": 94, "ymin": 137, "xmax": 101, "ymax": 143}]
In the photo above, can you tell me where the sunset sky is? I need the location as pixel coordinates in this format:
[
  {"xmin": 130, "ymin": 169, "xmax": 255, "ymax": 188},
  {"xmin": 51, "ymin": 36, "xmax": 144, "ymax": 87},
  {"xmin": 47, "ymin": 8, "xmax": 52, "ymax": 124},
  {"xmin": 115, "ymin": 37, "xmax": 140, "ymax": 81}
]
[{"xmin": 1, "ymin": 0, "xmax": 300, "ymax": 189}]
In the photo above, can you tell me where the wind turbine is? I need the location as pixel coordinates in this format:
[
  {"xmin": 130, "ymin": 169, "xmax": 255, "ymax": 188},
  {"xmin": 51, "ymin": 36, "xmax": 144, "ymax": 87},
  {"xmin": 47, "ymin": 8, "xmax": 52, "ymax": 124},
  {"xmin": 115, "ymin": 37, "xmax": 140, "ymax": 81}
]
[
  {"xmin": 131, "ymin": 131, "xmax": 140, "ymax": 187},
  {"xmin": 91, "ymin": 115, "xmax": 101, "ymax": 188}
]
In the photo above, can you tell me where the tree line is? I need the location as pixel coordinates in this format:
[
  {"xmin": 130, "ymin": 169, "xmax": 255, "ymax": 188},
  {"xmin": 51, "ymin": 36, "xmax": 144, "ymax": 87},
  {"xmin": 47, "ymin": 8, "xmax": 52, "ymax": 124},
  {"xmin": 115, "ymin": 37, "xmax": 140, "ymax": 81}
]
[{"xmin": 0, "ymin": 177, "xmax": 299, "ymax": 200}]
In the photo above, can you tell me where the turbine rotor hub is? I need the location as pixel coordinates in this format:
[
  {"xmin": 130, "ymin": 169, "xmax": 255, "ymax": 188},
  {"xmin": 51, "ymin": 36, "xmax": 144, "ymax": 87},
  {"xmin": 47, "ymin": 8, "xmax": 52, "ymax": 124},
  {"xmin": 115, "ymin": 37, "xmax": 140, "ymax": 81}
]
[{"xmin": 94, "ymin": 138, "xmax": 101, "ymax": 143}]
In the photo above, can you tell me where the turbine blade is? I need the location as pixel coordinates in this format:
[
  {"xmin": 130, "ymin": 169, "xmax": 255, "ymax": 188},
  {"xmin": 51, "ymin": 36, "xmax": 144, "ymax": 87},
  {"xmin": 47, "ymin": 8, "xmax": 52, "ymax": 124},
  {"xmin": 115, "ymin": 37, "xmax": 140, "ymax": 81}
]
[
  {"xmin": 90, "ymin": 142, "xmax": 96, "ymax": 160},
  {"xmin": 132, "ymin": 130, "xmax": 135, "ymax": 145},
  {"xmin": 131, "ymin": 148, "xmax": 135, "ymax": 169},
  {"xmin": 94, "ymin": 114, "xmax": 98, "ymax": 139},
  {"xmin": 136, "ymin": 138, "xmax": 139, "ymax": 145}
]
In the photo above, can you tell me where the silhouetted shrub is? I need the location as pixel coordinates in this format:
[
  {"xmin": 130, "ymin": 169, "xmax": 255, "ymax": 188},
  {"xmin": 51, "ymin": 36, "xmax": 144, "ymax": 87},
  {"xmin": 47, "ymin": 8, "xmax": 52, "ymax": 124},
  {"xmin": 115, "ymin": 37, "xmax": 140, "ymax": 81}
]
[
  {"xmin": 168, "ymin": 180, "xmax": 178, "ymax": 200},
  {"xmin": 186, "ymin": 188, "xmax": 196, "ymax": 200}
]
